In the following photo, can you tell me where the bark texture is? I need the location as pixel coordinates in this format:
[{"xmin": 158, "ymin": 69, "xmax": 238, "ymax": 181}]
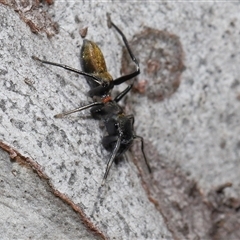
[{"xmin": 0, "ymin": 1, "xmax": 240, "ymax": 239}]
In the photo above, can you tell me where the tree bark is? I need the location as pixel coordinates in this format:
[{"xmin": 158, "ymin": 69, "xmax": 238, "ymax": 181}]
[{"xmin": 1, "ymin": 1, "xmax": 240, "ymax": 239}]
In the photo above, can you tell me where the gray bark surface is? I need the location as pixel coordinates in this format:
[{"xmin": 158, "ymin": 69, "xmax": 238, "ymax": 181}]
[{"xmin": 1, "ymin": 1, "xmax": 240, "ymax": 240}]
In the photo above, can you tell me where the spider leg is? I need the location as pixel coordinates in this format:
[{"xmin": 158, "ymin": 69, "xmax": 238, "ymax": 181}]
[
  {"xmin": 134, "ymin": 135, "xmax": 152, "ymax": 173},
  {"xmin": 54, "ymin": 102, "xmax": 103, "ymax": 118},
  {"xmin": 107, "ymin": 14, "xmax": 140, "ymax": 85},
  {"xmin": 101, "ymin": 137, "xmax": 121, "ymax": 186},
  {"xmin": 114, "ymin": 84, "xmax": 133, "ymax": 103},
  {"xmin": 32, "ymin": 56, "xmax": 101, "ymax": 85}
]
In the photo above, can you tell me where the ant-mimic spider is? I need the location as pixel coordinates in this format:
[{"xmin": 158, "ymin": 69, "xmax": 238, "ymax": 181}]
[{"xmin": 33, "ymin": 14, "xmax": 151, "ymax": 185}]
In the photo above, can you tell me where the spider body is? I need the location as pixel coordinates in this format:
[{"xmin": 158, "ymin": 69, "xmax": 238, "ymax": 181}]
[{"xmin": 33, "ymin": 15, "xmax": 151, "ymax": 185}]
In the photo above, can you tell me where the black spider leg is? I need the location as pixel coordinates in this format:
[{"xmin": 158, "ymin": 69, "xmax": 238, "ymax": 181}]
[
  {"xmin": 32, "ymin": 56, "xmax": 102, "ymax": 85},
  {"xmin": 114, "ymin": 84, "xmax": 133, "ymax": 102},
  {"xmin": 101, "ymin": 137, "xmax": 121, "ymax": 186},
  {"xmin": 134, "ymin": 135, "xmax": 152, "ymax": 173},
  {"xmin": 127, "ymin": 114, "xmax": 152, "ymax": 173},
  {"xmin": 54, "ymin": 102, "xmax": 103, "ymax": 118},
  {"xmin": 54, "ymin": 84, "xmax": 132, "ymax": 118},
  {"xmin": 109, "ymin": 20, "xmax": 140, "ymax": 85}
]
